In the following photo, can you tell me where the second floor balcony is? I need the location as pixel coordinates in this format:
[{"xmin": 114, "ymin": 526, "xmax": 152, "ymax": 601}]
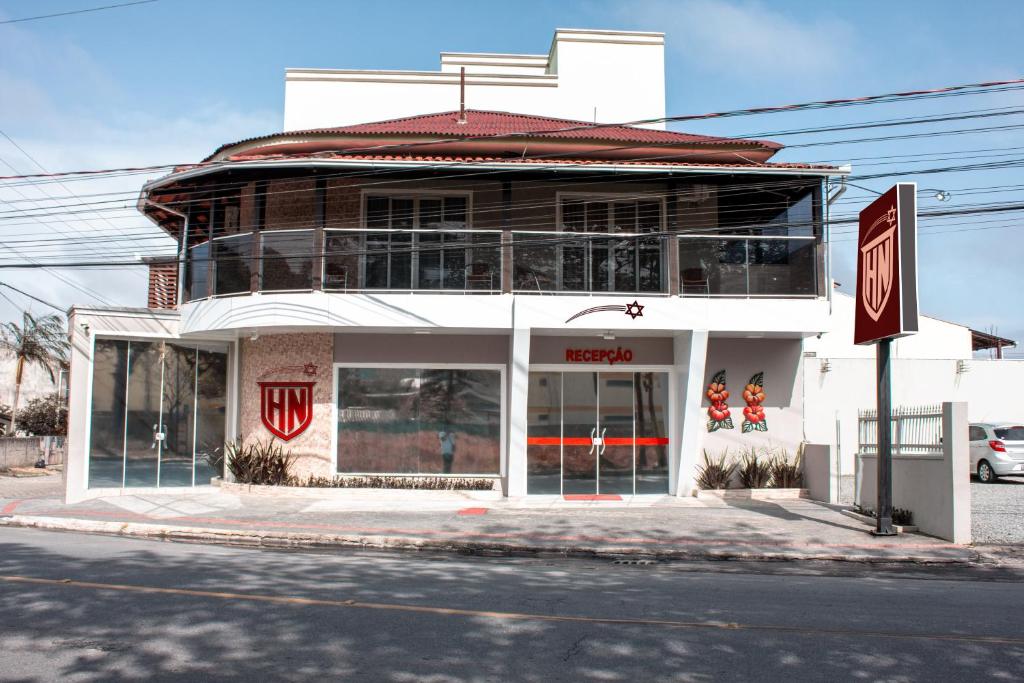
[{"xmin": 184, "ymin": 228, "xmax": 821, "ymax": 301}]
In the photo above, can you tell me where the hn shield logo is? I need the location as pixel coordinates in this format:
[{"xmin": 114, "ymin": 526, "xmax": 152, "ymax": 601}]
[
  {"xmin": 259, "ymin": 381, "xmax": 315, "ymax": 441},
  {"xmin": 859, "ymin": 205, "xmax": 898, "ymax": 322}
]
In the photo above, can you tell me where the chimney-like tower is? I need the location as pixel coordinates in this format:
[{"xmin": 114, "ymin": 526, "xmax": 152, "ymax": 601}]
[{"xmin": 143, "ymin": 255, "xmax": 178, "ymax": 309}]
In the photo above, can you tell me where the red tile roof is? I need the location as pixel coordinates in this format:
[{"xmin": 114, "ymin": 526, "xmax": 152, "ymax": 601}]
[{"xmin": 206, "ymin": 109, "xmax": 783, "ymax": 163}]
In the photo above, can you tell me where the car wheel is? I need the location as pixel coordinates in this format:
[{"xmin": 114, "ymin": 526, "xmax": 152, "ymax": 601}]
[{"xmin": 978, "ymin": 460, "xmax": 998, "ymax": 483}]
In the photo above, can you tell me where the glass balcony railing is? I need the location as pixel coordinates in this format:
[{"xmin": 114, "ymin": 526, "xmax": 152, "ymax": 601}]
[
  {"xmin": 183, "ymin": 228, "xmax": 821, "ymax": 301},
  {"xmin": 678, "ymin": 234, "xmax": 819, "ymax": 297},
  {"xmin": 511, "ymin": 231, "xmax": 669, "ymax": 294},
  {"xmin": 323, "ymin": 228, "xmax": 502, "ymax": 293}
]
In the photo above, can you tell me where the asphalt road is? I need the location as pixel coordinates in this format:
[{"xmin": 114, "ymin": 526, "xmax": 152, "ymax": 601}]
[{"xmin": 0, "ymin": 528, "xmax": 1023, "ymax": 682}]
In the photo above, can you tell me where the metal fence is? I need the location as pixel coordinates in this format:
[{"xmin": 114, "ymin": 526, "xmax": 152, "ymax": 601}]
[{"xmin": 858, "ymin": 404, "xmax": 943, "ymax": 456}]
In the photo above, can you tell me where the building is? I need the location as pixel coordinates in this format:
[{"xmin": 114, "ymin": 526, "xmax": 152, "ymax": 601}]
[{"xmin": 64, "ymin": 27, "xmax": 852, "ymax": 502}]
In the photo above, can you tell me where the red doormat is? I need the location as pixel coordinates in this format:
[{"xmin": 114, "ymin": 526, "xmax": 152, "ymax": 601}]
[
  {"xmin": 457, "ymin": 507, "xmax": 489, "ymax": 515},
  {"xmin": 562, "ymin": 494, "xmax": 623, "ymax": 501}
]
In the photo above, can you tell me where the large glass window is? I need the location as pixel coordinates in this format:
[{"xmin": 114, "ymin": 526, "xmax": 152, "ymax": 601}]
[
  {"xmin": 87, "ymin": 338, "xmax": 229, "ymax": 488},
  {"xmin": 556, "ymin": 197, "xmax": 664, "ymax": 293},
  {"xmin": 212, "ymin": 233, "xmax": 252, "ymax": 295},
  {"xmin": 261, "ymin": 229, "xmax": 314, "ymax": 291},
  {"xmin": 336, "ymin": 367, "xmax": 501, "ymax": 475},
  {"xmin": 359, "ymin": 195, "xmax": 495, "ymax": 291},
  {"xmin": 87, "ymin": 339, "xmax": 129, "ymax": 487}
]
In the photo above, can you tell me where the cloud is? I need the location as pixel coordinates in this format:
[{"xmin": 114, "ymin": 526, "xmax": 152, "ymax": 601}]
[
  {"xmin": 626, "ymin": 0, "xmax": 856, "ymax": 84},
  {"xmin": 0, "ymin": 21, "xmax": 279, "ymax": 321}
]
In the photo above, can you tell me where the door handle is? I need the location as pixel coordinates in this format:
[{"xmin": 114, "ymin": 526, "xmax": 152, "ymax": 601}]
[
  {"xmin": 599, "ymin": 428, "xmax": 607, "ymax": 456},
  {"xmin": 588, "ymin": 427, "xmax": 597, "ymax": 454}
]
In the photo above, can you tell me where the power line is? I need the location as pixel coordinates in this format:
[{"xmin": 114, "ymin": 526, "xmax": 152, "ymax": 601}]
[
  {"xmin": 0, "ymin": 0, "xmax": 157, "ymax": 25},
  {"xmin": 3, "ymin": 75, "xmax": 1024, "ymax": 184}
]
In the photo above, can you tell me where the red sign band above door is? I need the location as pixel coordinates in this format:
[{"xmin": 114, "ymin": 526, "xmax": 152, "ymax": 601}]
[{"xmin": 527, "ymin": 437, "xmax": 668, "ymax": 446}]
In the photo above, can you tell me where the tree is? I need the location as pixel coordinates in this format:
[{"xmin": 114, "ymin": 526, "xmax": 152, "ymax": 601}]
[
  {"xmin": 0, "ymin": 312, "xmax": 69, "ymax": 435},
  {"xmin": 14, "ymin": 393, "xmax": 67, "ymax": 436}
]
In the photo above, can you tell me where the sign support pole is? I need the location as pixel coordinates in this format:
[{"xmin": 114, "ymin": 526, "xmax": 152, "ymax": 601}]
[{"xmin": 874, "ymin": 337, "xmax": 896, "ymax": 535}]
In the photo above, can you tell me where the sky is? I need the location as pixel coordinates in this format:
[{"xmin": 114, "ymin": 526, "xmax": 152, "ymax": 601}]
[{"xmin": 0, "ymin": 0, "xmax": 1022, "ymax": 352}]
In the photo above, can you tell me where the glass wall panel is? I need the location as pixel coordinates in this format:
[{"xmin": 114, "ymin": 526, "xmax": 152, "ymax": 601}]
[
  {"xmin": 526, "ymin": 372, "xmax": 561, "ymax": 494},
  {"xmin": 262, "ymin": 230, "xmax": 314, "ymax": 291},
  {"xmin": 634, "ymin": 372, "xmax": 669, "ymax": 493},
  {"xmin": 323, "ymin": 231, "xmax": 360, "ymax": 290},
  {"xmin": 123, "ymin": 341, "xmax": 162, "ymax": 487},
  {"xmin": 159, "ymin": 344, "xmax": 196, "ymax": 487},
  {"xmin": 87, "ymin": 338, "xmax": 228, "ymax": 489},
  {"xmin": 213, "ymin": 233, "xmax": 252, "ymax": 295},
  {"xmin": 189, "ymin": 242, "xmax": 210, "ymax": 301},
  {"xmin": 599, "ymin": 373, "xmax": 635, "ymax": 495},
  {"xmin": 337, "ymin": 367, "xmax": 501, "ymax": 475},
  {"xmin": 748, "ymin": 239, "xmax": 817, "ymax": 296},
  {"xmin": 87, "ymin": 338, "xmax": 129, "ymax": 487},
  {"xmin": 194, "ymin": 348, "xmax": 228, "ymax": 484}
]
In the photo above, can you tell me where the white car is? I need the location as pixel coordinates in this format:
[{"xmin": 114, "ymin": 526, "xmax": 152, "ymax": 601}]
[{"xmin": 969, "ymin": 423, "xmax": 1024, "ymax": 482}]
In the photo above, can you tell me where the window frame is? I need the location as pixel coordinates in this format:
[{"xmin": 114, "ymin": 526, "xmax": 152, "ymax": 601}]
[
  {"xmin": 332, "ymin": 362, "xmax": 506, "ymax": 477},
  {"xmin": 554, "ymin": 192, "xmax": 668, "ymax": 293},
  {"xmin": 359, "ymin": 190, "xmax": 476, "ymax": 291}
]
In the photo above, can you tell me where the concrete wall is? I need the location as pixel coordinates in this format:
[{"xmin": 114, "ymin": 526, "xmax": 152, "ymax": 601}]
[
  {"xmin": 802, "ymin": 443, "xmax": 837, "ymax": 504},
  {"xmin": 699, "ymin": 338, "xmax": 806, "ymax": 459},
  {"xmin": 238, "ymin": 333, "xmax": 335, "ymax": 479},
  {"xmin": 804, "ymin": 292, "xmax": 973, "ymax": 360},
  {"xmin": 334, "ymin": 333, "xmax": 509, "ymax": 365},
  {"xmin": 0, "ymin": 437, "xmax": 64, "ymax": 469},
  {"xmin": 805, "ymin": 356, "xmax": 1024, "ymax": 477},
  {"xmin": 855, "ymin": 402, "xmax": 970, "ymax": 543},
  {"xmin": 0, "ymin": 355, "xmax": 62, "ymax": 413},
  {"xmin": 284, "ymin": 29, "xmax": 665, "ymax": 130}
]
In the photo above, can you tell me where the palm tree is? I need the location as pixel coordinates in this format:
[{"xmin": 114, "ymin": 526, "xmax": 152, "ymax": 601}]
[{"xmin": 0, "ymin": 312, "xmax": 69, "ymax": 436}]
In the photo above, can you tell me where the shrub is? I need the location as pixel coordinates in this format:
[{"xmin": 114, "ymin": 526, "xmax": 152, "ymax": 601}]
[
  {"xmin": 11, "ymin": 394, "xmax": 66, "ymax": 436},
  {"xmin": 769, "ymin": 448, "xmax": 803, "ymax": 488},
  {"xmin": 892, "ymin": 508, "xmax": 914, "ymax": 526},
  {"xmin": 298, "ymin": 475, "xmax": 495, "ymax": 491},
  {"xmin": 226, "ymin": 439, "xmax": 295, "ymax": 485},
  {"xmin": 737, "ymin": 448, "xmax": 772, "ymax": 489},
  {"xmin": 696, "ymin": 449, "xmax": 736, "ymax": 490}
]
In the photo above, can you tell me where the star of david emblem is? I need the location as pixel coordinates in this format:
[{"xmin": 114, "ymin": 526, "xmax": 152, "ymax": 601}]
[
  {"xmin": 886, "ymin": 206, "xmax": 897, "ymax": 227},
  {"xmin": 302, "ymin": 363, "xmax": 318, "ymax": 377},
  {"xmin": 624, "ymin": 300, "xmax": 644, "ymax": 320}
]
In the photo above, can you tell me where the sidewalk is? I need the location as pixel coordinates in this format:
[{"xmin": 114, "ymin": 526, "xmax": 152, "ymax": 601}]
[{"xmin": 0, "ymin": 476, "xmax": 980, "ymax": 565}]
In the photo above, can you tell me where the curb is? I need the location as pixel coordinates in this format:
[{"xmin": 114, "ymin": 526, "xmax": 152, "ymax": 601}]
[{"xmin": 0, "ymin": 515, "xmax": 980, "ymax": 566}]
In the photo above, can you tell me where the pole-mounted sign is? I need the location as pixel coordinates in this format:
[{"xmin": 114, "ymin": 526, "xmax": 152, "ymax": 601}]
[
  {"xmin": 854, "ymin": 183, "xmax": 919, "ymax": 345},
  {"xmin": 854, "ymin": 182, "xmax": 919, "ymax": 535}
]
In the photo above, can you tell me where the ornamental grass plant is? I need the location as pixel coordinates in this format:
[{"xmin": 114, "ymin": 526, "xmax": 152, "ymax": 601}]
[
  {"xmin": 696, "ymin": 449, "xmax": 736, "ymax": 490},
  {"xmin": 737, "ymin": 447, "xmax": 773, "ymax": 489},
  {"xmin": 768, "ymin": 448, "xmax": 803, "ymax": 489},
  {"xmin": 226, "ymin": 439, "xmax": 295, "ymax": 486}
]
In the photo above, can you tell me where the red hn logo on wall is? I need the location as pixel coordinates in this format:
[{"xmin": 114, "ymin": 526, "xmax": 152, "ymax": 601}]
[
  {"xmin": 259, "ymin": 365, "xmax": 316, "ymax": 442},
  {"xmin": 854, "ymin": 183, "xmax": 919, "ymax": 345}
]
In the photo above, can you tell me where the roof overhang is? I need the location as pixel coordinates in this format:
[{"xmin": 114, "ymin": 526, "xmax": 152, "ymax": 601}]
[{"xmin": 139, "ymin": 157, "xmax": 847, "ymax": 233}]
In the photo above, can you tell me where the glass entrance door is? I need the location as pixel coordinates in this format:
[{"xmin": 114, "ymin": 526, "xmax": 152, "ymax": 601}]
[
  {"xmin": 561, "ymin": 372, "xmax": 598, "ymax": 494},
  {"xmin": 526, "ymin": 371, "xmax": 670, "ymax": 495}
]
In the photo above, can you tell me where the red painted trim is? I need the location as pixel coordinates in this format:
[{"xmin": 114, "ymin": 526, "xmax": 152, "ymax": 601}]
[
  {"xmin": 1, "ymin": 500, "xmax": 23, "ymax": 514},
  {"xmin": 527, "ymin": 437, "xmax": 668, "ymax": 447},
  {"xmin": 457, "ymin": 507, "xmax": 488, "ymax": 516}
]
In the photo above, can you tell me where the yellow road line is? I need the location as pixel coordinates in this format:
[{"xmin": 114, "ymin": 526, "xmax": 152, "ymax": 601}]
[{"xmin": 2, "ymin": 574, "xmax": 1020, "ymax": 646}]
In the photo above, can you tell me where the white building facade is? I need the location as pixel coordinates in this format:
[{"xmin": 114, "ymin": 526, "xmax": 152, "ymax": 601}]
[{"xmin": 64, "ymin": 28, "xmax": 852, "ymax": 503}]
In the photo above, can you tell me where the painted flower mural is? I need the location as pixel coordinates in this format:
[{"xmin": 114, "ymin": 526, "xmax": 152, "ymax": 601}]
[
  {"xmin": 706, "ymin": 369, "xmax": 733, "ymax": 432},
  {"xmin": 741, "ymin": 371, "xmax": 767, "ymax": 433}
]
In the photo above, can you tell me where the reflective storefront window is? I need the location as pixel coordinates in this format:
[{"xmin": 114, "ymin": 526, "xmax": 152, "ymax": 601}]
[
  {"xmin": 337, "ymin": 367, "xmax": 501, "ymax": 475},
  {"xmin": 87, "ymin": 339, "xmax": 129, "ymax": 487},
  {"xmin": 87, "ymin": 338, "xmax": 228, "ymax": 488}
]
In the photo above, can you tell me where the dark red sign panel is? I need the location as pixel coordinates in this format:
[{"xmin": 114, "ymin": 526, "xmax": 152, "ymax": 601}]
[
  {"xmin": 854, "ymin": 183, "xmax": 919, "ymax": 345},
  {"xmin": 259, "ymin": 381, "xmax": 315, "ymax": 441}
]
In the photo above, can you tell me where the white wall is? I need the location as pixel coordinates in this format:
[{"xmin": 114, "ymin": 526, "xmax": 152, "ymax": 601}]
[
  {"xmin": 804, "ymin": 291, "xmax": 973, "ymax": 360},
  {"xmin": 0, "ymin": 355, "xmax": 61, "ymax": 409},
  {"xmin": 856, "ymin": 402, "xmax": 971, "ymax": 543},
  {"xmin": 805, "ymin": 356, "xmax": 1024, "ymax": 476},
  {"xmin": 284, "ymin": 29, "xmax": 666, "ymax": 130}
]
